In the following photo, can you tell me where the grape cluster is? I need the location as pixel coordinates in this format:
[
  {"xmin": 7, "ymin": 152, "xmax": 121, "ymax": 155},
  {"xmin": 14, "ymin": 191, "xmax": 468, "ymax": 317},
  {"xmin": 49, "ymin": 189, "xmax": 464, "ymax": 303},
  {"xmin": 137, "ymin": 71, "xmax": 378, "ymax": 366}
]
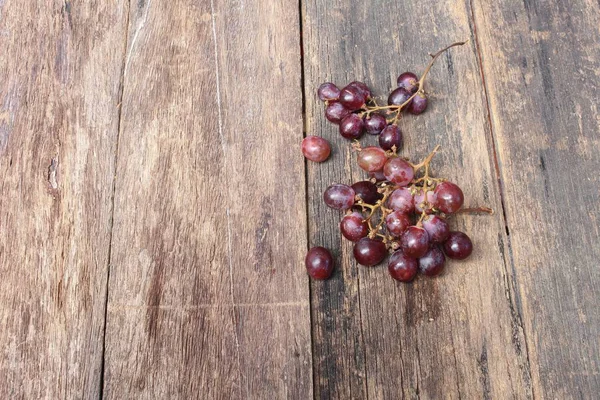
[{"xmin": 303, "ymin": 42, "xmax": 491, "ymax": 282}]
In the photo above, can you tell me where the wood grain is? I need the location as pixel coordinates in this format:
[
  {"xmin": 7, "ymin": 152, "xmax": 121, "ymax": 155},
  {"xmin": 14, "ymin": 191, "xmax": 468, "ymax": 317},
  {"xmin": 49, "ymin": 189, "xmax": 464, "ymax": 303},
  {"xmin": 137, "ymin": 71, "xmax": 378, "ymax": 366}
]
[
  {"xmin": 472, "ymin": 0, "xmax": 600, "ymax": 397},
  {"xmin": 101, "ymin": 0, "xmax": 311, "ymax": 398},
  {"xmin": 0, "ymin": 1, "xmax": 127, "ymax": 398},
  {"xmin": 302, "ymin": 0, "xmax": 532, "ymax": 398}
]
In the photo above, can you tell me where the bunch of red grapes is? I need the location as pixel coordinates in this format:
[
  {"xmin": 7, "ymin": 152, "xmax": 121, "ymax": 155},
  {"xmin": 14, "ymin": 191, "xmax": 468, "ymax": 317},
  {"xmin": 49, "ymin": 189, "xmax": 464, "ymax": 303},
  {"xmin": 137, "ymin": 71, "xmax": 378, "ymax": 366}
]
[{"xmin": 303, "ymin": 42, "xmax": 490, "ymax": 283}]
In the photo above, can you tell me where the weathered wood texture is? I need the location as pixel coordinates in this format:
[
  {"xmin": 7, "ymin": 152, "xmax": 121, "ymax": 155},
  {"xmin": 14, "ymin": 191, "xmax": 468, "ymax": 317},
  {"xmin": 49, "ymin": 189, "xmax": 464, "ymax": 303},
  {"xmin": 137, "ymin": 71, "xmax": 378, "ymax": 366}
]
[
  {"xmin": 302, "ymin": 1, "xmax": 534, "ymax": 398},
  {"xmin": 472, "ymin": 0, "xmax": 600, "ymax": 397},
  {"xmin": 0, "ymin": 1, "xmax": 127, "ymax": 398},
  {"xmin": 101, "ymin": 0, "xmax": 311, "ymax": 399}
]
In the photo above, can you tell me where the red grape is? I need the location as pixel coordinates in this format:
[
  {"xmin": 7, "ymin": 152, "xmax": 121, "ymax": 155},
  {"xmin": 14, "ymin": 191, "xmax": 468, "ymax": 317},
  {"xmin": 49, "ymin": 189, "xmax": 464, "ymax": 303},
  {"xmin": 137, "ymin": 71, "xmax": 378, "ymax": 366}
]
[
  {"xmin": 414, "ymin": 189, "xmax": 437, "ymax": 214},
  {"xmin": 418, "ymin": 246, "xmax": 445, "ymax": 276},
  {"xmin": 443, "ymin": 231, "xmax": 473, "ymax": 260},
  {"xmin": 353, "ymin": 237, "xmax": 388, "ymax": 266},
  {"xmin": 369, "ymin": 170, "xmax": 387, "ymax": 182},
  {"xmin": 348, "ymin": 81, "xmax": 372, "ymax": 100},
  {"xmin": 340, "ymin": 85, "xmax": 366, "ymax": 111},
  {"xmin": 397, "ymin": 72, "xmax": 419, "ymax": 93},
  {"xmin": 378, "ymin": 125, "xmax": 403, "ymax": 151},
  {"xmin": 352, "ymin": 181, "xmax": 382, "ymax": 205},
  {"xmin": 388, "ymin": 250, "xmax": 418, "ymax": 282},
  {"xmin": 434, "ymin": 181, "xmax": 464, "ymax": 214},
  {"xmin": 400, "ymin": 226, "xmax": 430, "ymax": 258},
  {"xmin": 325, "ymin": 101, "xmax": 351, "ymax": 124},
  {"xmin": 388, "ymin": 87, "xmax": 412, "ymax": 106},
  {"xmin": 305, "ymin": 246, "xmax": 334, "ymax": 280},
  {"xmin": 408, "ymin": 92, "xmax": 428, "ymax": 114},
  {"xmin": 365, "ymin": 113, "xmax": 387, "ymax": 135},
  {"xmin": 385, "ymin": 211, "xmax": 411, "ymax": 237},
  {"xmin": 339, "ymin": 114, "xmax": 365, "ymax": 140},
  {"xmin": 318, "ymin": 82, "xmax": 340, "ymax": 102},
  {"xmin": 383, "ymin": 158, "xmax": 414, "ymax": 186},
  {"xmin": 387, "ymin": 187, "xmax": 414, "ymax": 214},
  {"xmin": 340, "ymin": 212, "xmax": 368, "ymax": 242},
  {"xmin": 323, "ymin": 184, "xmax": 355, "ymax": 210},
  {"xmin": 357, "ymin": 146, "xmax": 387, "ymax": 172},
  {"xmin": 422, "ymin": 215, "xmax": 450, "ymax": 243},
  {"xmin": 301, "ymin": 136, "xmax": 331, "ymax": 162}
]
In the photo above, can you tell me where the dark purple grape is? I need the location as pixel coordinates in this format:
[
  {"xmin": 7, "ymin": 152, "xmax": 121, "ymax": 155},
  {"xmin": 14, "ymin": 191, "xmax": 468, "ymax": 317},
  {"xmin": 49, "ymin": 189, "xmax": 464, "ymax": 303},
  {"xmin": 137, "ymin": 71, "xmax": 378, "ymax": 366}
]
[
  {"xmin": 357, "ymin": 146, "xmax": 387, "ymax": 172},
  {"xmin": 353, "ymin": 237, "xmax": 387, "ymax": 266},
  {"xmin": 408, "ymin": 92, "xmax": 428, "ymax": 115},
  {"xmin": 397, "ymin": 72, "xmax": 419, "ymax": 94},
  {"xmin": 325, "ymin": 101, "xmax": 351, "ymax": 124},
  {"xmin": 339, "ymin": 85, "xmax": 366, "ymax": 111},
  {"xmin": 418, "ymin": 246, "xmax": 445, "ymax": 277},
  {"xmin": 443, "ymin": 231, "xmax": 473, "ymax": 260},
  {"xmin": 351, "ymin": 181, "xmax": 382, "ymax": 205},
  {"xmin": 383, "ymin": 158, "xmax": 414, "ymax": 186},
  {"xmin": 387, "ymin": 187, "xmax": 414, "ymax": 214},
  {"xmin": 414, "ymin": 189, "xmax": 437, "ymax": 214},
  {"xmin": 318, "ymin": 82, "xmax": 341, "ymax": 102},
  {"xmin": 340, "ymin": 212, "xmax": 368, "ymax": 242},
  {"xmin": 400, "ymin": 226, "xmax": 430, "ymax": 258},
  {"xmin": 305, "ymin": 246, "xmax": 334, "ymax": 280},
  {"xmin": 388, "ymin": 250, "xmax": 418, "ymax": 282},
  {"xmin": 339, "ymin": 114, "xmax": 365, "ymax": 140},
  {"xmin": 369, "ymin": 170, "xmax": 387, "ymax": 182},
  {"xmin": 302, "ymin": 136, "xmax": 331, "ymax": 162},
  {"xmin": 378, "ymin": 125, "xmax": 403, "ymax": 151},
  {"xmin": 388, "ymin": 87, "xmax": 412, "ymax": 106},
  {"xmin": 422, "ymin": 215, "xmax": 450, "ymax": 243},
  {"xmin": 434, "ymin": 181, "xmax": 464, "ymax": 214},
  {"xmin": 324, "ymin": 184, "xmax": 355, "ymax": 210},
  {"xmin": 365, "ymin": 113, "xmax": 387, "ymax": 135},
  {"xmin": 385, "ymin": 211, "xmax": 411, "ymax": 237},
  {"xmin": 348, "ymin": 81, "xmax": 372, "ymax": 99}
]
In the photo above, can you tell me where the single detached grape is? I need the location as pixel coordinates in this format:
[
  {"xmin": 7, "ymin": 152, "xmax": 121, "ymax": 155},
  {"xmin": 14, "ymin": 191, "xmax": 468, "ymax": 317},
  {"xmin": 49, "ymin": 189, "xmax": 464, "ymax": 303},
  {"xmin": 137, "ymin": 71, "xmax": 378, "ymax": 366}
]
[
  {"xmin": 352, "ymin": 181, "xmax": 382, "ymax": 205},
  {"xmin": 357, "ymin": 146, "xmax": 387, "ymax": 172},
  {"xmin": 318, "ymin": 82, "xmax": 341, "ymax": 102},
  {"xmin": 434, "ymin": 181, "xmax": 464, "ymax": 214},
  {"xmin": 324, "ymin": 184, "xmax": 355, "ymax": 210},
  {"xmin": 408, "ymin": 92, "xmax": 428, "ymax": 115},
  {"xmin": 378, "ymin": 125, "xmax": 403, "ymax": 151},
  {"xmin": 353, "ymin": 237, "xmax": 388, "ymax": 266},
  {"xmin": 325, "ymin": 101, "xmax": 351, "ymax": 124},
  {"xmin": 339, "ymin": 85, "xmax": 366, "ymax": 111},
  {"xmin": 422, "ymin": 215, "xmax": 450, "ymax": 243},
  {"xmin": 397, "ymin": 72, "xmax": 419, "ymax": 94},
  {"xmin": 365, "ymin": 113, "xmax": 387, "ymax": 135},
  {"xmin": 388, "ymin": 87, "xmax": 412, "ymax": 106},
  {"xmin": 348, "ymin": 81, "xmax": 372, "ymax": 99},
  {"xmin": 400, "ymin": 226, "xmax": 430, "ymax": 258},
  {"xmin": 388, "ymin": 187, "xmax": 415, "ymax": 214},
  {"xmin": 340, "ymin": 212, "xmax": 368, "ymax": 242},
  {"xmin": 385, "ymin": 211, "xmax": 411, "ymax": 237},
  {"xmin": 301, "ymin": 136, "xmax": 331, "ymax": 162},
  {"xmin": 414, "ymin": 189, "xmax": 437, "ymax": 214},
  {"xmin": 339, "ymin": 114, "xmax": 365, "ymax": 140},
  {"xmin": 443, "ymin": 231, "xmax": 473, "ymax": 260},
  {"xmin": 388, "ymin": 250, "xmax": 418, "ymax": 282},
  {"xmin": 383, "ymin": 158, "xmax": 414, "ymax": 186},
  {"xmin": 369, "ymin": 170, "xmax": 387, "ymax": 182},
  {"xmin": 305, "ymin": 246, "xmax": 334, "ymax": 280},
  {"xmin": 418, "ymin": 246, "xmax": 445, "ymax": 277}
]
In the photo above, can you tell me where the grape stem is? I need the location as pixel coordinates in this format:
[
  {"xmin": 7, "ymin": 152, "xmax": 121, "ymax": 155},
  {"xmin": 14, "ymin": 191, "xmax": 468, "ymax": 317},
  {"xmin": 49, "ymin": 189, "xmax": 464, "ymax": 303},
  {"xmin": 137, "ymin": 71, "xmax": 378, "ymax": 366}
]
[{"xmin": 360, "ymin": 41, "xmax": 468, "ymax": 120}]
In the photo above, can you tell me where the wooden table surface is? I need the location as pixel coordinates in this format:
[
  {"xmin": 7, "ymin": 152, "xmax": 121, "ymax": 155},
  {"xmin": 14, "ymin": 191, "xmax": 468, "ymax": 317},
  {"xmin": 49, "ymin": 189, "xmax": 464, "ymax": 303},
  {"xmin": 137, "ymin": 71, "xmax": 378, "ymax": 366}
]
[{"xmin": 1, "ymin": 1, "xmax": 599, "ymax": 399}]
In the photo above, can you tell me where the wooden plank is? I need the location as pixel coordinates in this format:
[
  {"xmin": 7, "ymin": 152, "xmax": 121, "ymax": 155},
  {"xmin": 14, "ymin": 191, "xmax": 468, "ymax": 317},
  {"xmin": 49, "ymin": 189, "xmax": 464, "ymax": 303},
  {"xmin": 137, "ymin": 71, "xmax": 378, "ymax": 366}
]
[
  {"xmin": 0, "ymin": 1, "xmax": 127, "ymax": 398},
  {"xmin": 302, "ymin": 1, "xmax": 533, "ymax": 398},
  {"xmin": 102, "ymin": 0, "xmax": 311, "ymax": 398},
  {"xmin": 471, "ymin": 0, "xmax": 600, "ymax": 397}
]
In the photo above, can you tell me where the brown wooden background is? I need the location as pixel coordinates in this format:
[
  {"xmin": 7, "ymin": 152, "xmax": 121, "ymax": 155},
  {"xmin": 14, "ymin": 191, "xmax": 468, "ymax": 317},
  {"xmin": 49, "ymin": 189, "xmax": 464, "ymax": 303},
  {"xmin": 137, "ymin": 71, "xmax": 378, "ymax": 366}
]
[{"xmin": 1, "ymin": 0, "xmax": 598, "ymax": 398}]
